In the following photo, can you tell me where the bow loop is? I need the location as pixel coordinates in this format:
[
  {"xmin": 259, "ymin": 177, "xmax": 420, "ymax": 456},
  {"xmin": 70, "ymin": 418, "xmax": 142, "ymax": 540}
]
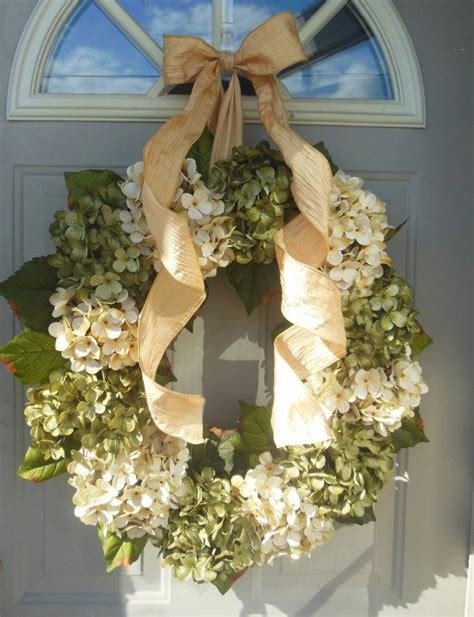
[
  {"xmin": 163, "ymin": 36, "xmax": 220, "ymax": 85},
  {"xmin": 235, "ymin": 12, "xmax": 307, "ymax": 76}
]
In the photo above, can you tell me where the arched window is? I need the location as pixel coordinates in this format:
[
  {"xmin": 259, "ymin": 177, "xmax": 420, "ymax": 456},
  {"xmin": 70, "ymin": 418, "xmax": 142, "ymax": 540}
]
[{"xmin": 8, "ymin": 0, "xmax": 425, "ymax": 126}]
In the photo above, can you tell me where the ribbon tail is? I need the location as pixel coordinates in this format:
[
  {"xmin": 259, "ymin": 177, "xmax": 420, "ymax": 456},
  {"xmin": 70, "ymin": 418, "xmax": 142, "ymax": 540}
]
[
  {"xmin": 210, "ymin": 71, "xmax": 244, "ymax": 167},
  {"xmin": 250, "ymin": 74, "xmax": 347, "ymax": 447},
  {"xmin": 139, "ymin": 63, "xmax": 221, "ymax": 444}
]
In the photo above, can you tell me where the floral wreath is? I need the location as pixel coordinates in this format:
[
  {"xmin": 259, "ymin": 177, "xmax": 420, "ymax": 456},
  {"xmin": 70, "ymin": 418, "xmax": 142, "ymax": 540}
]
[
  {"xmin": 0, "ymin": 12, "xmax": 432, "ymax": 595},
  {"xmin": 0, "ymin": 133, "xmax": 431, "ymax": 592}
]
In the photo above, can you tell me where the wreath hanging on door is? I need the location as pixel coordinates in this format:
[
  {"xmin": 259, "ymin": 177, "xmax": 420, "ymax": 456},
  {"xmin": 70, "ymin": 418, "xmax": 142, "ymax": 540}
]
[{"xmin": 0, "ymin": 14, "xmax": 431, "ymax": 593}]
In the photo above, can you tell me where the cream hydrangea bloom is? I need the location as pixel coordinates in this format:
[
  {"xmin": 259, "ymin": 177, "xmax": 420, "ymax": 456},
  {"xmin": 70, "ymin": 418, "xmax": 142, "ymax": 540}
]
[
  {"xmin": 49, "ymin": 287, "xmax": 74, "ymax": 318},
  {"xmin": 119, "ymin": 159, "xmax": 233, "ymax": 279},
  {"xmin": 69, "ymin": 425, "xmax": 190, "ymax": 538},
  {"xmin": 48, "ymin": 290, "xmax": 139, "ymax": 373},
  {"xmin": 311, "ymin": 359, "xmax": 428, "ymax": 437},
  {"xmin": 326, "ymin": 171, "xmax": 391, "ymax": 292},
  {"xmin": 231, "ymin": 453, "xmax": 333, "ymax": 563},
  {"xmin": 193, "ymin": 218, "xmax": 234, "ymax": 278}
]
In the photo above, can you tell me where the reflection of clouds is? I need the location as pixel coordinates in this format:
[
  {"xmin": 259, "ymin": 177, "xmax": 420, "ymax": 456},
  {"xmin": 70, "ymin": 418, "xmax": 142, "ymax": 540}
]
[
  {"xmin": 42, "ymin": 0, "xmax": 391, "ymax": 99},
  {"xmin": 281, "ymin": 41, "xmax": 391, "ymax": 100},
  {"xmin": 44, "ymin": 46, "xmax": 157, "ymax": 94},
  {"xmin": 148, "ymin": 3, "xmax": 213, "ymax": 43},
  {"xmin": 232, "ymin": 4, "xmax": 274, "ymax": 46},
  {"xmin": 145, "ymin": 1, "xmax": 273, "ymax": 48}
]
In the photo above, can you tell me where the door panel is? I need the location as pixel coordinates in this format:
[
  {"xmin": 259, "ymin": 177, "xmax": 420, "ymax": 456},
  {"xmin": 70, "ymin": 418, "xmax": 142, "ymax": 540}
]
[{"xmin": 0, "ymin": 1, "xmax": 471, "ymax": 616}]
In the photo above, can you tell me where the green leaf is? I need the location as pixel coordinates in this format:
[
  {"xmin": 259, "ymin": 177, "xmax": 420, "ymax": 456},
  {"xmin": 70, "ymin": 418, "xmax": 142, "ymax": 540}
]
[
  {"xmin": 0, "ymin": 257, "xmax": 58, "ymax": 332},
  {"xmin": 313, "ymin": 141, "xmax": 339, "ymax": 175},
  {"xmin": 189, "ymin": 428, "xmax": 231, "ymax": 475},
  {"xmin": 271, "ymin": 319, "xmax": 291, "ymax": 341},
  {"xmin": 100, "ymin": 530, "xmax": 148, "ymax": 572},
  {"xmin": 211, "ymin": 569, "xmax": 248, "ymax": 595},
  {"xmin": 0, "ymin": 330, "xmax": 65, "ymax": 384},
  {"xmin": 187, "ymin": 127, "xmax": 214, "ymax": 182},
  {"xmin": 233, "ymin": 402, "xmax": 274, "ymax": 462},
  {"xmin": 411, "ymin": 321, "xmax": 433, "ymax": 357},
  {"xmin": 391, "ymin": 410, "xmax": 429, "ymax": 453},
  {"xmin": 155, "ymin": 355, "xmax": 176, "ymax": 386},
  {"xmin": 226, "ymin": 261, "xmax": 280, "ymax": 315},
  {"xmin": 385, "ymin": 217, "xmax": 409, "ymax": 242},
  {"xmin": 17, "ymin": 446, "xmax": 67, "ymax": 482},
  {"xmin": 337, "ymin": 506, "xmax": 376, "ymax": 526},
  {"xmin": 65, "ymin": 169, "xmax": 122, "ymax": 207}
]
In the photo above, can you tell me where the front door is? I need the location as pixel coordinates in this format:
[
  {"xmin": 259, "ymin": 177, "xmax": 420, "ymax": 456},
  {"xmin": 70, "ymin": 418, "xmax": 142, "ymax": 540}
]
[{"xmin": 0, "ymin": 1, "xmax": 471, "ymax": 616}]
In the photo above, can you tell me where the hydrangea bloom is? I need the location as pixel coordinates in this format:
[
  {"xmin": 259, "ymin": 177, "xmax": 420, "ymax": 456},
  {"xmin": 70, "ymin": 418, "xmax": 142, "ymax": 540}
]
[
  {"xmin": 311, "ymin": 360, "xmax": 428, "ymax": 437},
  {"xmin": 327, "ymin": 171, "xmax": 390, "ymax": 292},
  {"xmin": 69, "ymin": 425, "xmax": 190, "ymax": 538},
  {"xmin": 231, "ymin": 453, "xmax": 334, "ymax": 563},
  {"xmin": 48, "ymin": 290, "xmax": 139, "ymax": 373},
  {"xmin": 120, "ymin": 159, "xmax": 233, "ymax": 279}
]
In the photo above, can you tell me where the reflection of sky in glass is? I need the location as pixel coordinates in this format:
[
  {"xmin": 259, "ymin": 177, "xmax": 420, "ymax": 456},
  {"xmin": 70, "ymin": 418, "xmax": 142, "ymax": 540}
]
[
  {"xmin": 281, "ymin": 38, "xmax": 392, "ymax": 99},
  {"xmin": 234, "ymin": 0, "xmax": 392, "ymax": 100},
  {"xmin": 119, "ymin": 0, "xmax": 213, "ymax": 45},
  {"xmin": 232, "ymin": 0, "xmax": 324, "ymax": 48},
  {"xmin": 40, "ymin": 0, "xmax": 159, "ymax": 94},
  {"xmin": 40, "ymin": 0, "xmax": 392, "ymax": 100}
]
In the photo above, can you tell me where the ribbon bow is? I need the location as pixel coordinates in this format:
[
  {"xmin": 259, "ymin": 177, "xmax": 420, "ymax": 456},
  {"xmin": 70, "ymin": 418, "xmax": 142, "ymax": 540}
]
[{"xmin": 139, "ymin": 12, "xmax": 346, "ymax": 446}]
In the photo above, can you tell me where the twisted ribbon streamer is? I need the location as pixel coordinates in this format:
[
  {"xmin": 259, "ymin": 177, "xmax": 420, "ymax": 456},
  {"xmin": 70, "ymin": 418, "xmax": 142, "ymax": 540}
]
[{"xmin": 139, "ymin": 12, "xmax": 346, "ymax": 446}]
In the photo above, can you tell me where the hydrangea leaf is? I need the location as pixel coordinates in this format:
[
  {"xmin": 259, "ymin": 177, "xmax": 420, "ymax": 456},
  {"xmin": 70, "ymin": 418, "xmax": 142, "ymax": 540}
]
[
  {"xmin": 17, "ymin": 446, "xmax": 67, "ymax": 482},
  {"xmin": 212, "ymin": 568, "xmax": 248, "ymax": 595},
  {"xmin": 385, "ymin": 217, "xmax": 409, "ymax": 242},
  {"xmin": 187, "ymin": 127, "xmax": 214, "ymax": 182},
  {"xmin": 233, "ymin": 402, "xmax": 274, "ymax": 462},
  {"xmin": 271, "ymin": 319, "xmax": 291, "ymax": 341},
  {"xmin": 65, "ymin": 169, "xmax": 122, "ymax": 207},
  {"xmin": 226, "ymin": 261, "xmax": 280, "ymax": 315},
  {"xmin": 391, "ymin": 410, "xmax": 429, "ymax": 452},
  {"xmin": 155, "ymin": 355, "xmax": 176, "ymax": 386},
  {"xmin": 0, "ymin": 257, "xmax": 57, "ymax": 332},
  {"xmin": 100, "ymin": 530, "xmax": 148, "ymax": 572},
  {"xmin": 189, "ymin": 428, "xmax": 233, "ymax": 475},
  {"xmin": 336, "ymin": 506, "xmax": 376, "ymax": 526},
  {"xmin": 0, "ymin": 330, "xmax": 65, "ymax": 384},
  {"xmin": 313, "ymin": 141, "xmax": 339, "ymax": 175},
  {"xmin": 411, "ymin": 322, "xmax": 433, "ymax": 357}
]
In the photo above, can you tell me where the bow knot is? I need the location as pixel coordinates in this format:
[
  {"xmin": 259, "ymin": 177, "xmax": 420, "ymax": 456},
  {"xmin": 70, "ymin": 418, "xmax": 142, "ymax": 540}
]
[
  {"xmin": 219, "ymin": 51, "xmax": 235, "ymax": 76},
  {"xmin": 163, "ymin": 12, "xmax": 308, "ymax": 87}
]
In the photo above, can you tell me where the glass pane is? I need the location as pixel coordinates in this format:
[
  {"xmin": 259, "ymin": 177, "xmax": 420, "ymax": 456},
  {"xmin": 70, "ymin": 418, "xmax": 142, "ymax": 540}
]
[
  {"xmin": 232, "ymin": 0, "xmax": 323, "ymax": 49},
  {"xmin": 118, "ymin": 0, "xmax": 213, "ymax": 45},
  {"xmin": 234, "ymin": 0, "xmax": 393, "ymax": 100},
  {"xmin": 40, "ymin": 0, "xmax": 160, "ymax": 94}
]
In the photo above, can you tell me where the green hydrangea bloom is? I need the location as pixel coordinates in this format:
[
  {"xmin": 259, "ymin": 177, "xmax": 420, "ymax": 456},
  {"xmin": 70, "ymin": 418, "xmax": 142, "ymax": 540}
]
[
  {"xmin": 157, "ymin": 468, "xmax": 258, "ymax": 584},
  {"xmin": 48, "ymin": 181, "xmax": 154, "ymax": 306},
  {"xmin": 24, "ymin": 366, "xmax": 147, "ymax": 461},
  {"xmin": 208, "ymin": 141, "xmax": 297, "ymax": 264},
  {"xmin": 342, "ymin": 267, "xmax": 419, "ymax": 369}
]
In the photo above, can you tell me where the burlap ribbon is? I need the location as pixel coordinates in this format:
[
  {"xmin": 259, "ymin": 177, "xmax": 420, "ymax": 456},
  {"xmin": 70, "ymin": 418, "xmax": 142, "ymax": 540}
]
[{"xmin": 139, "ymin": 12, "xmax": 346, "ymax": 447}]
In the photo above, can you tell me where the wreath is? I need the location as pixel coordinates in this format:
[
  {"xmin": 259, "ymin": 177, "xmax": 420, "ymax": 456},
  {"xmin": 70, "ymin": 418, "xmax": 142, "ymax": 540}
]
[{"xmin": 0, "ymin": 132, "xmax": 431, "ymax": 593}]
